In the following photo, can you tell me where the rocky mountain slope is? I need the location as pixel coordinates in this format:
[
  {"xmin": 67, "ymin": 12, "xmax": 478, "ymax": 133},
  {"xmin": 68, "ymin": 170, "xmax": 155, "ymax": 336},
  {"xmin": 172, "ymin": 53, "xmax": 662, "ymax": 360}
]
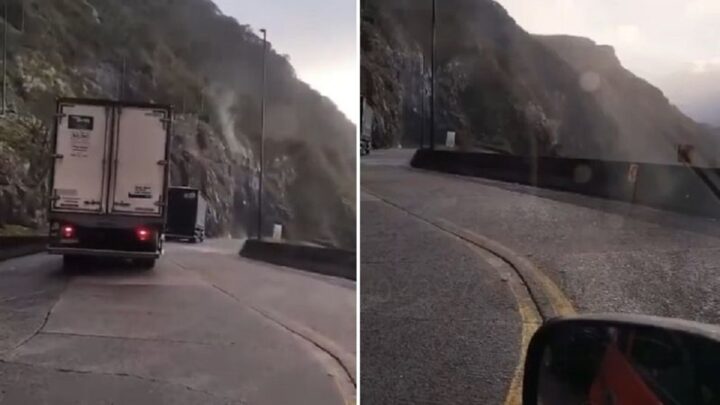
[
  {"xmin": 362, "ymin": 0, "xmax": 717, "ymax": 166},
  {"xmin": 0, "ymin": 0, "xmax": 356, "ymax": 249},
  {"xmin": 535, "ymin": 34, "xmax": 718, "ymax": 165}
]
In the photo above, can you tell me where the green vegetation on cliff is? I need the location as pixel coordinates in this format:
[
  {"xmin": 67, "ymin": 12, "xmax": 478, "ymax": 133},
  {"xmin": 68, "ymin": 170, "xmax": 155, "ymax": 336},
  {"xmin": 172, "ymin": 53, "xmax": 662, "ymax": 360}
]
[{"xmin": 0, "ymin": 0, "xmax": 356, "ymax": 249}]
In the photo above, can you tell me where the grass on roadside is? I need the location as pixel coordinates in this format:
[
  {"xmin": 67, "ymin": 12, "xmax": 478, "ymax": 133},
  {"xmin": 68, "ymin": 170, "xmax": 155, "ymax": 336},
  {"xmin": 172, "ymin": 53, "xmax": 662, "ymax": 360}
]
[{"xmin": 0, "ymin": 224, "xmax": 38, "ymax": 236}]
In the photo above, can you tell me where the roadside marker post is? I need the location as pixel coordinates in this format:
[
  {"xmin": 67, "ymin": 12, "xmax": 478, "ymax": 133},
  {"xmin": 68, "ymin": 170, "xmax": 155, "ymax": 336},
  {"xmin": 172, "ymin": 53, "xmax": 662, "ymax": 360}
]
[
  {"xmin": 272, "ymin": 224, "xmax": 283, "ymax": 241},
  {"xmin": 446, "ymin": 131, "xmax": 456, "ymax": 148}
]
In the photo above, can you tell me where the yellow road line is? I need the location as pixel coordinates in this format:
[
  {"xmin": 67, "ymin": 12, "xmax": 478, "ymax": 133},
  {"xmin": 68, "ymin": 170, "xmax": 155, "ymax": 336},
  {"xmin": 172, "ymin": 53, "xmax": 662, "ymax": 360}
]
[
  {"xmin": 435, "ymin": 218, "xmax": 576, "ymax": 317},
  {"xmin": 364, "ymin": 190, "xmax": 576, "ymax": 404},
  {"xmin": 431, "ymin": 219, "xmax": 576, "ymax": 404},
  {"xmin": 437, "ymin": 222, "xmax": 576, "ymax": 405},
  {"xmin": 502, "ymin": 290, "xmax": 541, "ymax": 405},
  {"xmin": 332, "ymin": 370, "xmax": 355, "ymax": 405},
  {"xmin": 463, "ymin": 242, "xmax": 542, "ymax": 405},
  {"xmin": 529, "ymin": 262, "xmax": 576, "ymax": 317}
]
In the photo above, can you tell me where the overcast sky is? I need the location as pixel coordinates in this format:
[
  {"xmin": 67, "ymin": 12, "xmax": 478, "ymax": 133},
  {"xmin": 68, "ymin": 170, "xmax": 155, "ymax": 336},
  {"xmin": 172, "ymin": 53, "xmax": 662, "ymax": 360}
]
[
  {"xmin": 496, "ymin": 0, "xmax": 720, "ymax": 81},
  {"xmin": 212, "ymin": 0, "xmax": 358, "ymax": 124}
]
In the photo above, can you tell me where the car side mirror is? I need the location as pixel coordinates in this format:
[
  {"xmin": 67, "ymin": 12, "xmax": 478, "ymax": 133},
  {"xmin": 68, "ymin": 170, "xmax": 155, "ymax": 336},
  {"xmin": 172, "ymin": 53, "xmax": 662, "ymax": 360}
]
[{"xmin": 522, "ymin": 314, "xmax": 720, "ymax": 405}]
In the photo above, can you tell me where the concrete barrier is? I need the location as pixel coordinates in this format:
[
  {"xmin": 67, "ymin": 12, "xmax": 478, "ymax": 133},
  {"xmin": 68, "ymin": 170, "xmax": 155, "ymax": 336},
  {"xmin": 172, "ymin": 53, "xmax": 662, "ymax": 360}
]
[
  {"xmin": 0, "ymin": 236, "xmax": 47, "ymax": 261},
  {"xmin": 240, "ymin": 240, "xmax": 356, "ymax": 281},
  {"xmin": 411, "ymin": 149, "xmax": 720, "ymax": 219},
  {"xmin": 412, "ymin": 149, "xmax": 638, "ymax": 200},
  {"xmin": 633, "ymin": 164, "xmax": 720, "ymax": 218}
]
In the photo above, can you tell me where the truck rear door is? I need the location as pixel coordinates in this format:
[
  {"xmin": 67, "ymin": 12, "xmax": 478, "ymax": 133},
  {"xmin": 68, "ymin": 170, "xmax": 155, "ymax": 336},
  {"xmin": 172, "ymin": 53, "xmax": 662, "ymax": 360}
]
[
  {"xmin": 109, "ymin": 106, "xmax": 170, "ymax": 216},
  {"xmin": 196, "ymin": 196, "xmax": 207, "ymax": 229},
  {"xmin": 52, "ymin": 103, "xmax": 110, "ymax": 213}
]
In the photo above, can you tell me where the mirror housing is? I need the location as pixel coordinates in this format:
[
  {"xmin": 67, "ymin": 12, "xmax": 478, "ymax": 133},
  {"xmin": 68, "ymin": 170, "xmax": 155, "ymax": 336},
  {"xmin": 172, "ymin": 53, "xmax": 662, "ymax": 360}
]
[{"xmin": 522, "ymin": 314, "xmax": 720, "ymax": 405}]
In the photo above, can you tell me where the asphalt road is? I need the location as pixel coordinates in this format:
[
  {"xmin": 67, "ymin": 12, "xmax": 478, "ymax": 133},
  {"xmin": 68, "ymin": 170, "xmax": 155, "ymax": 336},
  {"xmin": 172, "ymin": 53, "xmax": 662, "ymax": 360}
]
[
  {"xmin": 0, "ymin": 239, "xmax": 355, "ymax": 405},
  {"xmin": 361, "ymin": 151, "xmax": 524, "ymax": 405},
  {"xmin": 361, "ymin": 148, "xmax": 720, "ymax": 404}
]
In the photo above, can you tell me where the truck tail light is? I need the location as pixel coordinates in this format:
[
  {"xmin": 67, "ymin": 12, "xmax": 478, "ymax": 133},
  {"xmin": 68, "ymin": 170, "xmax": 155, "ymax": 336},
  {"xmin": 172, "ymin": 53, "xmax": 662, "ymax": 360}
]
[
  {"xmin": 61, "ymin": 225, "xmax": 75, "ymax": 239},
  {"xmin": 136, "ymin": 227, "xmax": 152, "ymax": 242}
]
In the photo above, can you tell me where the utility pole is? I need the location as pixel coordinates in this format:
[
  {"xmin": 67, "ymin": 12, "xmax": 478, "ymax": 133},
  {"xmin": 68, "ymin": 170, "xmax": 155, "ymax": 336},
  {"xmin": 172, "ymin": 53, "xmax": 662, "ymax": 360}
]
[
  {"xmin": 420, "ymin": 51, "xmax": 426, "ymax": 148},
  {"xmin": 257, "ymin": 28, "xmax": 268, "ymax": 240},
  {"xmin": 2, "ymin": 0, "xmax": 8, "ymax": 116},
  {"xmin": 121, "ymin": 57, "xmax": 126, "ymax": 99},
  {"xmin": 117, "ymin": 56, "xmax": 126, "ymax": 100},
  {"xmin": 429, "ymin": 0, "xmax": 436, "ymax": 150}
]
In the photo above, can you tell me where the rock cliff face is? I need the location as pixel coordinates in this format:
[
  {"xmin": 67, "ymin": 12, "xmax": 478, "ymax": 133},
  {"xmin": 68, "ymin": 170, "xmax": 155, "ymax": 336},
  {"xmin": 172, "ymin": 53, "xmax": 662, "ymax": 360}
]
[
  {"xmin": 362, "ymin": 0, "xmax": 716, "ymax": 166},
  {"xmin": 0, "ymin": 115, "xmax": 50, "ymax": 232},
  {"xmin": 0, "ymin": 0, "xmax": 355, "ymax": 249},
  {"xmin": 536, "ymin": 35, "xmax": 717, "ymax": 165}
]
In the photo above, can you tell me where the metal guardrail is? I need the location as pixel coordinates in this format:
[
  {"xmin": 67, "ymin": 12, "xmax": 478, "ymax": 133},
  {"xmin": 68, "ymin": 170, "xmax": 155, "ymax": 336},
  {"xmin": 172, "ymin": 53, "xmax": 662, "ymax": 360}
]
[{"xmin": 0, "ymin": 236, "xmax": 48, "ymax": 261}]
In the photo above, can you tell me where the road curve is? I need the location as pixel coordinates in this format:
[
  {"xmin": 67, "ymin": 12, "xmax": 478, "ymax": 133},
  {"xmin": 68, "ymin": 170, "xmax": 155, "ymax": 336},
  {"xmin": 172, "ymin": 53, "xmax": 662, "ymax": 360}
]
[
  {"xmin": 362, "ymin": 153, "xmax": 524, "ymax": 404},
  {"xmin": 361, "ymin": 148, "xmax": 720, "ymax": 404},
  {"xmin": 0, "ymin": 239, "xmax": 355, "ymax": 405}
]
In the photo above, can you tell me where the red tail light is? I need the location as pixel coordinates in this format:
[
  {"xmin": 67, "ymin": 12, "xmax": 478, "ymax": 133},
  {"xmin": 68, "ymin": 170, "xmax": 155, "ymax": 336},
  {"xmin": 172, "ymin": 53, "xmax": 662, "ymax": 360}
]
[
  {"xmin": 61, "ymin": 225, "xmax": 75, "ymax": 239},
  {"xmin": 136, "ymin": 227, "xmax": 152, "ymax": 242}
]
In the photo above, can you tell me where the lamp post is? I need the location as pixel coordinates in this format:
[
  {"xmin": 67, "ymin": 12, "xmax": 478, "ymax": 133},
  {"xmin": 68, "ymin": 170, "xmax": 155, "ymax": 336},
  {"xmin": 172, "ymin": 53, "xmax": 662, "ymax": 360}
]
[
  {"xmin": 2, "ymin": 0, "xmax": 8, "ymax": 116},
  {"xmin": 256, "ymin": 28, "xmax": 268, "ymax": 240},
  {"xmin": 119, "ymin": 56, "xmax": 126, "ymax": 100},
  {"xmin": 429, "ymin": 0, "xmax": 436, "ymax": 150},
  {"xmin": 420, "ymin": 51, "xmax": 426, "ymax": 148}
]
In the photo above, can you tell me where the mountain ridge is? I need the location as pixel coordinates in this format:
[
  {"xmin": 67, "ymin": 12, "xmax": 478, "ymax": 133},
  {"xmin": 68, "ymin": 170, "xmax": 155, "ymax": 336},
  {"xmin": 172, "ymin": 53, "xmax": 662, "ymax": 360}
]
[
  {"xmin": 0, "ymin": 0, "xmax": 356, "ymax": 249},
  {"xmin": 362, "ymin": 0, "xmax": 717, "ymax": 167}
]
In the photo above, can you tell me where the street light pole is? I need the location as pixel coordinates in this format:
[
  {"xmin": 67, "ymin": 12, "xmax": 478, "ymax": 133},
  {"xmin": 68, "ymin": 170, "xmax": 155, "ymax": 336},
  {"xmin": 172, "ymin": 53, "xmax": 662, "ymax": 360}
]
[
  {"xmin": 120, "ymin": 56, "xmax": 126, "ymax": 100},
  {"xmin": 420, "ymin": 51, "xmax": 426, "ymax": 149},
  {"xmin": 2, "ymin": 0, "xmax": 8, "ymax": 116},
  {"xmin": 429, "ymin": 0, "xmax": 436, "ymax": 150},
  {"xmin": 257, "ymin": 28, "xmax": 268, "ymax": 240}
]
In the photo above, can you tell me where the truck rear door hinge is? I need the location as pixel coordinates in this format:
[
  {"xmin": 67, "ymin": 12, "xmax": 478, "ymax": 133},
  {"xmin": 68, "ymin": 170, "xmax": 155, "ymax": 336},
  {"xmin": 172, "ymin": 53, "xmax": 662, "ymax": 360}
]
[
  {"xmin": 53, "ymin": 154, "xmax": 64, "ymax": 159},
  {"xmin": 50, "ymin": 196, "xmax": 61, "ymax": 202},
  {"xmin": 154, "ymin": 201, "xmax": 166, "ymax": 207},
  {"xmin": 157, "ymin": 160, "xmax": 169, "ymax": 166}
]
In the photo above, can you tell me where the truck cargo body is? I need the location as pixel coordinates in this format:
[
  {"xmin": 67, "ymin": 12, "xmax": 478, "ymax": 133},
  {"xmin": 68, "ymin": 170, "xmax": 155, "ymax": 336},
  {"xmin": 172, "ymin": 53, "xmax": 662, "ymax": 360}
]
[
  {"xmin": 360, "ymin": 96, "xmax": 373, "ymax": 155},
  {"xmin": 165, "ymin": 187, "xmax": 207, "ymax": 243},
  {"xmin": 47, "ymin": 98, "xmax": 172, "ymax": 267}
]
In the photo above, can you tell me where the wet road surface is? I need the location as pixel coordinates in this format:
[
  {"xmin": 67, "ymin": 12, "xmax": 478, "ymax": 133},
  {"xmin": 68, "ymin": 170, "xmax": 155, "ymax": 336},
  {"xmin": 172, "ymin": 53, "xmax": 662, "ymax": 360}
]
[
  {"xmin": 361, "ymin": 148, "xmax": 720, "ymax": 404},
  {"xmin": 0, "ymin": 239, "xmax": 355, "ymax": 404}
]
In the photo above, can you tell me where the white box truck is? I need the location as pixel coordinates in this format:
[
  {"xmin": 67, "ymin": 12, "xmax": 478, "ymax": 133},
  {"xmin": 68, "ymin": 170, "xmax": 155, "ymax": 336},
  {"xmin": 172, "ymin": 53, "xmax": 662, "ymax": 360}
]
[{"xmin": 47, "ymin": 98, "xmax": 172, "ymax": 269}]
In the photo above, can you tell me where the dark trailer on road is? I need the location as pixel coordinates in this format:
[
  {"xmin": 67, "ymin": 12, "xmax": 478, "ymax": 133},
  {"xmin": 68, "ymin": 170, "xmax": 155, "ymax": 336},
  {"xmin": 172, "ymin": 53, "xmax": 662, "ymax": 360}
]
[{"xmin": 166, "ymin": 187, "xmax": 207, "ymax": 243}]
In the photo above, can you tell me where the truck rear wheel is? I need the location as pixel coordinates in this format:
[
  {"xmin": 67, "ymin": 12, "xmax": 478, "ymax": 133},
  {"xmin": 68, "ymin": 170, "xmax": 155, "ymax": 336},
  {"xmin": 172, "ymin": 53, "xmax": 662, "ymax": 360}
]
[
  {"xmin": 63, "ymin": 254, "xmax": 81, "ymax": 269},
  {"xmin": 360, "ymin": 141, "xmax": 369, "ymax": 156},
  {"xmin": 136, "ymin": 258, "xmax": 156, "ymax": 270}
]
